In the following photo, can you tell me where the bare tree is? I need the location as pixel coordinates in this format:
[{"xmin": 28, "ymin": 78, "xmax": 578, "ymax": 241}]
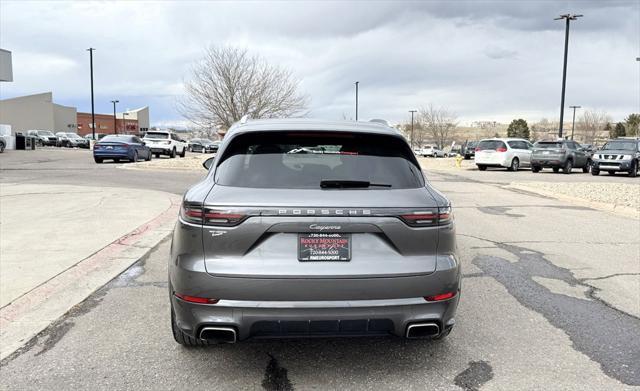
[
  {"xmin": 178, "ymin": 46, "xmax": 309, "ymax": 131},
  {"xmin": 580, "ymin": 109, "xmax": 611, "ymax": 144},
  {"xmin": 418, "ymin": 105, "xmax": 458, "ymax": 149}
]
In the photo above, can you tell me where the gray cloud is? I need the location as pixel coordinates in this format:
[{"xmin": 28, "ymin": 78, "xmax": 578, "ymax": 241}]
[{"xmin": 1, "ymin": 0, "xmax": 638, "ymax": 126}]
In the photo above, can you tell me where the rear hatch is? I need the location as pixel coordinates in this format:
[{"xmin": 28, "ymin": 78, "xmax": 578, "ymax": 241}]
[
  {"xmin": 533, "ymin": 142, "xmax": 565, "ymax": 156},
  {"xmin": 192, "ymin": 131, "xmax": 448, "ymax": 280},
  {"xmin": 475, "ymin": 140, "xmax": 507, "ymax": 162}
]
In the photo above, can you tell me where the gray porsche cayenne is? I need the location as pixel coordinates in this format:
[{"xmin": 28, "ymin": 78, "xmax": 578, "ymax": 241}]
[{"xmin": 169, "ymin": 119, "xmax": 460, "ymax": 345}]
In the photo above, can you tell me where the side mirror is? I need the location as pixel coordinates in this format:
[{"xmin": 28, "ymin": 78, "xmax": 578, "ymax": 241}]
[
  {"xmin": 203, "ymin": 157, "xmax": 214, "ymax": 170},
  {"xmin": 141, "ymin": 141, "xmax": 146, "ymax": 146}
]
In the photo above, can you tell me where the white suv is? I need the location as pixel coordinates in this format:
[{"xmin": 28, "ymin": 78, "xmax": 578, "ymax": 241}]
[
  {"xmin": 143, "ymin": 131, "xmax": 187, "ymax": 158},
  {"xmin": 474, "ymin": 138, "xmax": 534, "ymax": 171}
]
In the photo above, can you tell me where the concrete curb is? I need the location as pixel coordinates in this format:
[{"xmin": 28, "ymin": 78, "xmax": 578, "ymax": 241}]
[
  {"xmin": 0, "ymin": 196, "xmax": 180, "ymax": 360},
  {"xmin": 505, "ymin": 183, "xmax": 640, "ymax": 220}
]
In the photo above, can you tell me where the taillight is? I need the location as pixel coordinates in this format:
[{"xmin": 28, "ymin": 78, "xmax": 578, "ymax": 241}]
[
  {"xmin": 203, "ymin": 210, "xmax": 246, "ymax": 226},
  {"xmin": 475, "ymin": 147, "xmax": 481, "ymax": 152},
  {"xmin": 400, "ymin": 206, "xmax": 452, "ymax": 227},
  {"xmin": 180, "ymin": 203, "xmax": 203, "ymax": 224},
  {"xmin": 180, "ymin": 203, "xmax": 247, "ymax": 226},
  {"xmin": 424, "ymin": 291, "xmax": 457, "ymax": 302},
  {"xmin": 496, "ymin": 147, "xmax": 507, "ymax": 152},
  {"xmin": 174, "ymin": 293, "xmax": 219, "ymax": 304}
]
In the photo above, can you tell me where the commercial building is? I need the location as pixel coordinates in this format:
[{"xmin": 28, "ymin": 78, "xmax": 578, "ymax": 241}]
[
  {"xmin": 0, "ymin": 92, "xmax": 77, "ymax": 134},
  {"xmin": 77, "ymin": 106, "xmax": 149, "ymax": 136}
]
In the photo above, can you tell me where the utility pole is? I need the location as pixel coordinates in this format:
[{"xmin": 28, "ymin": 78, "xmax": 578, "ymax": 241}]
[
  {"xmin": 409, "ymin": 110, "xmax": 417, "ymax": 148},
  {"xmin": 637, "ymin": 57, "xmax": 640, "ymax": 137},
  {"xmin": 111, "ymin": 100, "xmax": 119, "ymax": 134},
  {"xmin": 569, "ymin": 105, "xmax": 581, "ymax": 140},
  {"xmin": 554, "ymin": 14, "xmax": 582, "ymax": 139},
  {"xmin": 87, "ymin": 48, "xmax": 96, "ymax": 140},
  {"xmin": 354, "ymin": 81, "xmax": 359, "ymax": 121}
]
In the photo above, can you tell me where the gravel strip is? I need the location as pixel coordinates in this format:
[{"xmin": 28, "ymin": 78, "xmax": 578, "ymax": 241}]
[
  {"xmin": 124, "ymin": 154, "xmax": 212, "ymax": 171},
  {"xmin": 512, "ymin": 181, "xmax": 640, "ymax": 211},
  {"xmin": 417, "ymin": 157, "xmax": 476, "ymax": 171}
]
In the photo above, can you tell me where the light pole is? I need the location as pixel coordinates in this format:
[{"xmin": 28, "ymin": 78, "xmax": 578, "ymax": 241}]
[
  {"xmin": 569, "ymin": 105, "xmax": 581, "ymax": 140},
  {"xmin": 87, "ymin": 48, "xmax": 96, "ymax": 140},
  {"xmin": 554, "ymin": 14, "xmax": 582, "ymax": 139},
  {"xmin": 123, "ymin": 112, "xmax": 129, "ymax": 134},
  {"xmin": 354, "ymin": 81, "xmax": 359, "ymax": 121},
  {"xmin": 111, "ymin": 100, "xmax": 119, "ymax": 134},
  {"xmin": 409, "ymin": 110, "xmax": 417, "ymax": 148}
]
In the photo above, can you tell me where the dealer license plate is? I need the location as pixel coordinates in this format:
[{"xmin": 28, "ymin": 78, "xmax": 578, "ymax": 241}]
[{"xmin": 298, "ymin": 233, "xmax": 351, "ymax": 261}]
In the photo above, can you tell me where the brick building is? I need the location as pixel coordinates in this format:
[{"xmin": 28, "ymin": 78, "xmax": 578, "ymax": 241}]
[{"xmin": 77, "ymin": 106, "xmax": 149, "ymax": 136}]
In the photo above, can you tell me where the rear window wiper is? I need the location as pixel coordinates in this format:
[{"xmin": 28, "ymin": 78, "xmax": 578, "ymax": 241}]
[{"xmin": 320, "ymin": 180, "xmax": 392, "ymax": 189}]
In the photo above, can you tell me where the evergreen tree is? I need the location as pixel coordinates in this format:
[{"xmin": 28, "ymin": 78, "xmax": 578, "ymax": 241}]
[{"xmin": 506, "ymin": 119, "xmax": 530, "ymax": 139}]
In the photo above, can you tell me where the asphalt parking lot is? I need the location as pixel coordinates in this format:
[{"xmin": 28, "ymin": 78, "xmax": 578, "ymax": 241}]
[{"xmin": 1, "ymin": 149, "xmax": 639, "ymax": 390}]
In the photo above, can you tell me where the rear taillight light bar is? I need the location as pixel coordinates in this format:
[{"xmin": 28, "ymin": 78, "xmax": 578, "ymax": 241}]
[
  {"xmin": 400, "ymin": 207, "xmax": 452, "ymax": 227},
  {"xmin": 180, "ymin": 203, "xmax": 453, "ymax": 227},
  {"xmin": 180, "ymin": 204, "xmax": 248, "ymax": 226}
]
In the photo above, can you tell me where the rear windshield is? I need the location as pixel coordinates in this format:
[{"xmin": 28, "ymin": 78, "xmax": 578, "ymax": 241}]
[
  {"xmin": 38, "ymin": 131, "xmax": 54, "ymax": 136},
  {"xmin": 601, "ymin": 141, "xmax": 636, "ymax": 151},
  {"xmin": 144, "ymin": 132, "xmax": 169, "ymax": 139},
  {"xmin": 215, "ymin": 132, "xmax": 424, "ymax": 189},
  {"xmin": 477, "ymin": 140, "xmax": 506, "ymax": 150},
  {"xmin": 535, "ymin": 142, "xmax": 563, "ymax": 149}
]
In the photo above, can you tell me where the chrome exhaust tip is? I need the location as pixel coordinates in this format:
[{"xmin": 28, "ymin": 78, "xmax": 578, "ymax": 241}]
[
  {"xmin": 199, "ymin": 327, "xmax": 237, "ymax": 343},
  {"xmin": 405, "ymin": 322, "xmax": 440, "ymax": 339}
]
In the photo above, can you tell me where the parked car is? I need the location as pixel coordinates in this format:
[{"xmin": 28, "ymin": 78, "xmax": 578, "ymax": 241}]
[
  {"xmin": 84, "ymin": 133, "xmax": 107, "ymax": 141},
  {"xmin": 0, "ymin": 138, "xmax": 5, "ymax": 153},
  {"xmin": 143, "ymin": 130, "xmax": 187, "ymax": 158},
  {"xmin": 591, "ymin": 138, "xmax": 640, "ymax": 177},
  {"xmin": 27, "ymin": 130, "xmax": 58, "ymax": 146},
  {"xmin": 474, "ymin": 138, "xmax": 533, "ymax": 171},
  {"xmin": 462, "ymin": 141, "xmax": 478, "ymax": 160},
  {"xmin": 56, "ymin": 132, "xmax": 89, "ymax": 148},
  {"xmin": 420, "ymin": 145, "xmax": 445, "ymax": 157},
  {"xmin": 530, "ymin": 140, "xmax": 591, "ymax": 174},
  {"xmin": 169, "ymin": 119, "xmax": 460, "ymax": 346},
  {"xmin": 188, "ymin": 138, "xmax": 219, "ymax": 153},
  {"xmin": 93, "ymin": 135, "xmax": 152, "ymax": 163}
]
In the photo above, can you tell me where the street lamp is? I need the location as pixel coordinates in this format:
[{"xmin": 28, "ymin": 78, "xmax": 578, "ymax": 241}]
[
  {"xmin": 122, "ymin": 112, "xmax": 129, "ymax": 134},
  {"xmin": 554, "ymin": 14, "xmax": 582, "ymax": 139},
  {"xmin": 354, "ymin": 81, "xmax": 359, "ymax": 121},
  {"xmin": 87, "ymin": 48, "xmax": 96, "ymax": 140},
  {"xmin": 409, "ymin": 110, "xmax": 417, "ymax": 148},
  {"xmin": 111, "ymin": 100, "xmax": 119, "ymax": 134},
  {"xmin": 569, "ymin": 105, "xmax": 581, "ymax": 140}
]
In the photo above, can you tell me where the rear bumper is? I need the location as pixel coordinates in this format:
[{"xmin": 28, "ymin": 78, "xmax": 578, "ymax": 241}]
[
  {"xmin": 171, "ymin": 293, "xmax": 459, "ymax": 341},
  {"xmin": 531, "ymin": 158, "xmax": 564, "ymax": 167},
  {"xmin": 93, "ymin": 150, "xmax": 131, "ymax": 159},
  {"xmin": 475, "ymin": 155, "xmax": 509, "ymax": 167}
]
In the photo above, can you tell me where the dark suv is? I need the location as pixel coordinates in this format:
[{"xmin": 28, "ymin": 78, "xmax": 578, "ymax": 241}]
[
  {"xmin": 531, "ymin": 140, "xmax": 591, "ymax": 174},
  {"xmin": 591, "ymin": 138, "xmax": 640, "ymax": 177},
  {"xmin": 169, "ymin": 119, "xmax": 460, "ymax": 345}
]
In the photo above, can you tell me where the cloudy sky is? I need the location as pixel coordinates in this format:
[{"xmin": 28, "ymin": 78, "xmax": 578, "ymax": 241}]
[{"xmin": 1, "ymin": 0, "xmax": 638, "ymax": 127}]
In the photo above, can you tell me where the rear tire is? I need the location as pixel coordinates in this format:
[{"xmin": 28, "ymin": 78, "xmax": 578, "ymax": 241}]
[
  {"xmin": 170, "ymin": 148, "xmax": 176, "ymax": 158},
  {"xmin": 553, "ymin": 167, "xmax": 560, "ymax": 173},
  {"xmin": 608, "ymin": 171, "xmax": 615, "ymax": 176},
  {"xmin": 591, "ymin": 168, "xmax": 599, "ymax": 176},
  {"xmin": 171, "ymin": 309, "xmax": 208, "ymax": 347},
  {"xmin": 477, "ymin": 165, "xmax": 487, "ymax": 171},
  {"xmin": 155, "ymin": 153, "xmax": 160, "ymax": 158},
  {"xmin": 94, "ymin": 157, "xmax": 103, "ymax": 164},
  {"xmin": 508, "ymin": 158, "xmax": 519, "ymax": 171},
  {"xmin": 146, "ymin": 151, "xmax": 152, "ymax": 161},
  {"xmin": 131, "ymin": 151, "xmax": 138, "ymax": 162},
  {"xmin": 531, "ymin": 166, "xmax": 541, "ymax": 173},
  {"xmin": 582, "ymin": 160, "xmax": 591, "ymax": 173},
  {"xmin": 180, "ymin": 147, "xmax": 186, "ymax": 158},
  {"xmin": 562, "ymin": 159, "xmax": 573, "ymax": 174}
]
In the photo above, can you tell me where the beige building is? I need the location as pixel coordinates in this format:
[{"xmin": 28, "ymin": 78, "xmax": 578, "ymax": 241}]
[
  {"xmin": 0, "ymin": 92, "xmax": 77, "ymax": 134},
  {"xmin": 118, "ymin": 106, "xmax": 150, "ymax": 133}
]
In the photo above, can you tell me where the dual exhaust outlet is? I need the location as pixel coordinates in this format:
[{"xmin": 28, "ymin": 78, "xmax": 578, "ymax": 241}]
[
  {"xmin": 405, "ymin": 322, "xmax": 440, "ymax": 339},
  {"xmin": 199, "ymin": 322, "xmax": 440, "ymax": 342},
  {"xmin": 199, "ymin": 327, "xmax": 237, "ymax": 343}
]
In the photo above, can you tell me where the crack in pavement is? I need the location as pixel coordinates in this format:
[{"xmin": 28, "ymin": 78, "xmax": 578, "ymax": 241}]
[
  {"xmin": 463, "ymin": 233, "xmax": 640, "ymax": 385},
  {"xmin": 581, "ymin": 273, "xmax": 640, "ymax": 282},
  {"xmin": 454, "ymin": 361, "xmax": 494, "ymax": 391}
]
